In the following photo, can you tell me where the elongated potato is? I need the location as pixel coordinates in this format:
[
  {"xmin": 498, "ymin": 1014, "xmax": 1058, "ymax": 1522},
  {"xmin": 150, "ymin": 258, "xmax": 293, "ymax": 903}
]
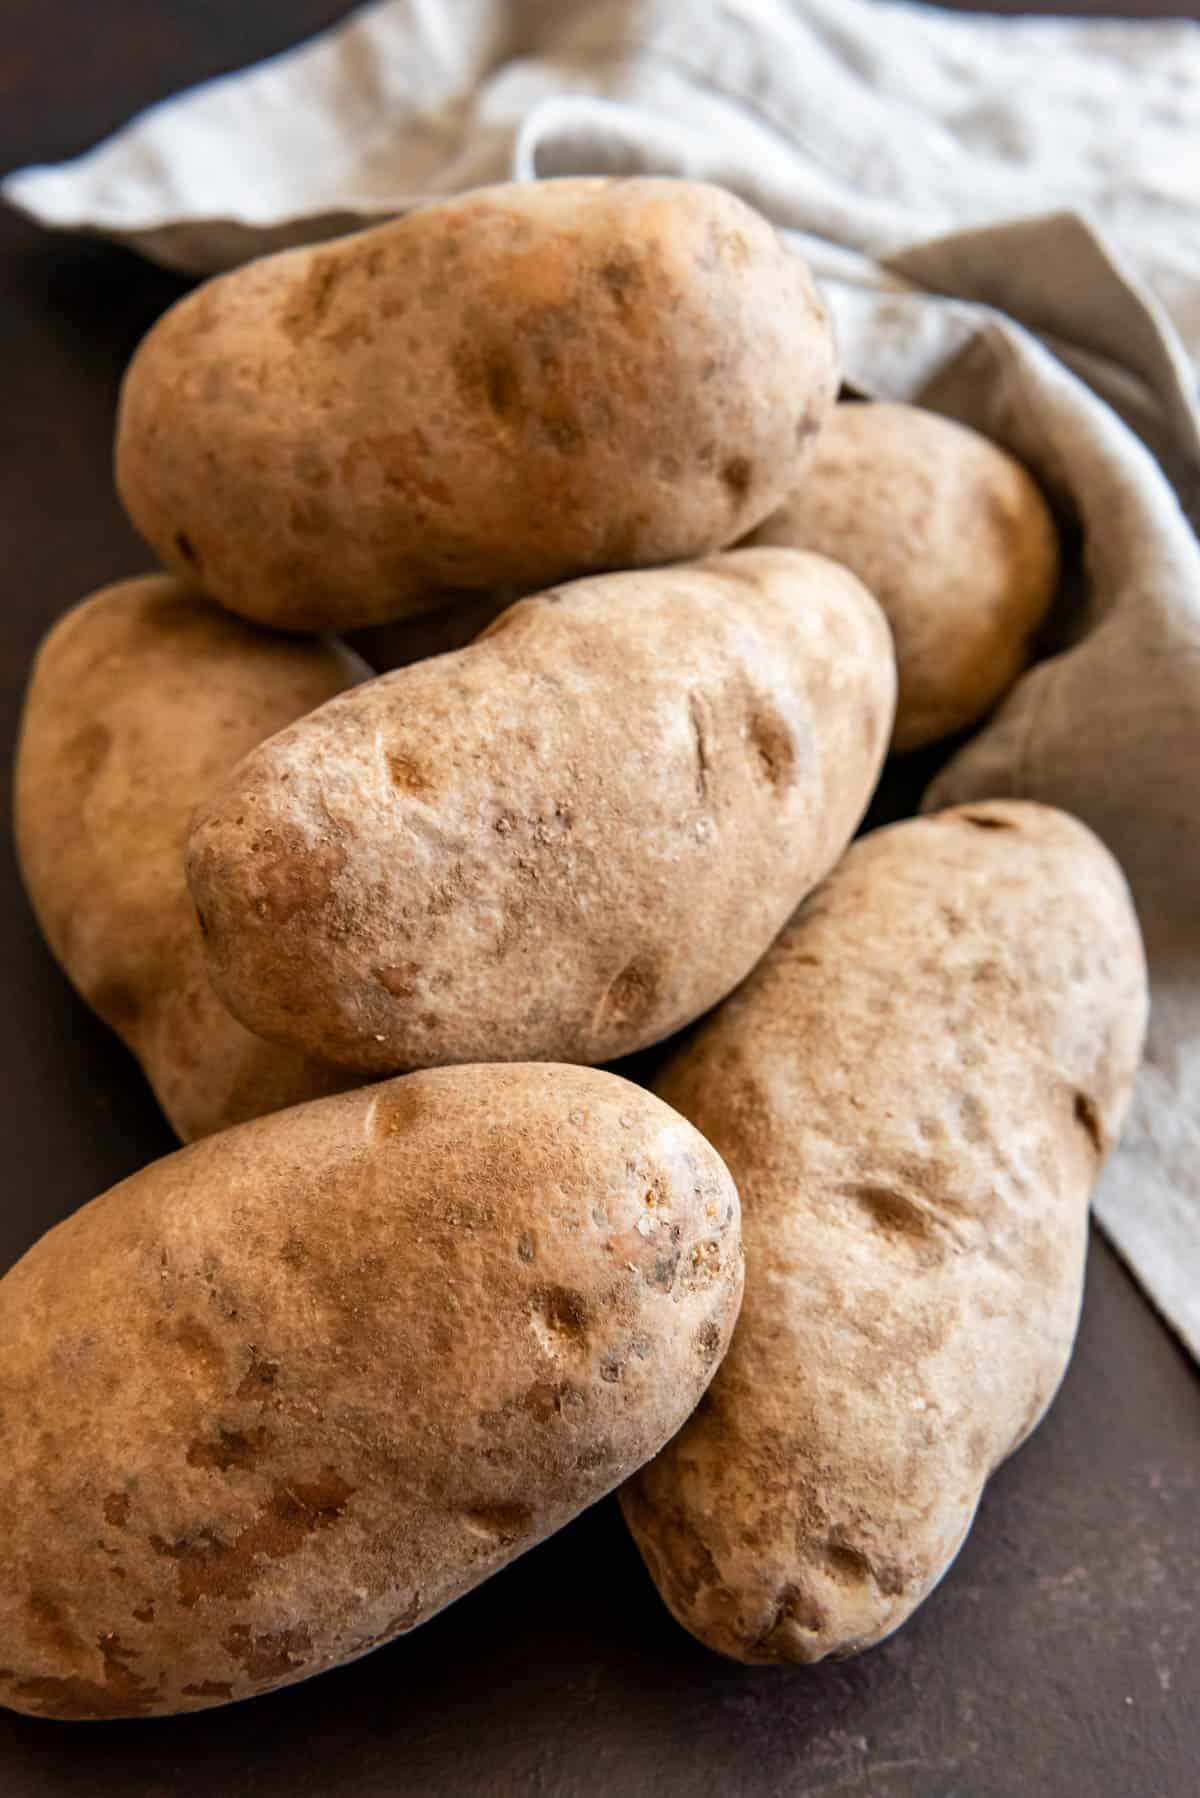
[
  {"xmin": 187, "ymin": 548, "xmax": 896, "ymax": 1076},
  {"xmin": 115, "ymin": 178, "xmax": 838, "ymax": 631},
  {"xmin": 13, "ymin": 576, "xmax": 367, "ymax": 1141},
  {"xmin": 0, "ymin": 1064, "xmax": 742, "ymax": 1719},
  {"xmin": 745, "ymin": 402, "xmax": 1060, "ymax": 751},
  {"xmin": 622, "ymin": 801, "xmax": 1147, "ymax": 1664}
]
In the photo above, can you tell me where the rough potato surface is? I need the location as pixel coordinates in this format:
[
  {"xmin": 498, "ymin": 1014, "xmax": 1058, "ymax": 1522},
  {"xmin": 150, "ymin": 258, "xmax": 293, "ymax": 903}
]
[
  {"xmin": 746, "ymin": 402, "xmax": 1060, "ymax": 750},
  {"xmin": 116, "ymin": 178, "xmax": 839, "ymax": 631},
  {"xmin": 622, "ymin": 801, "xmax": 1147, "ymax": 1664},
  {"xmin": 187, "ymin": 549, "xmax": 895, "ymax": 1075},
  {"xmin": 0, "ymin": 1065, "xmax": 742, "ymax": 1718},
  {"xmin": 13, "ymin": 576, "xmax": 366, "ymax": 1140}
]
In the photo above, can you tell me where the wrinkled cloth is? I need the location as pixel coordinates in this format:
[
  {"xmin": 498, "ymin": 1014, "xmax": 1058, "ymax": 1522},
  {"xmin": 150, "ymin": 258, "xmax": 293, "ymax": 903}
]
[{"xmin": 5, "ymin": 0, "xmax": 1200, "ymax": 1355}]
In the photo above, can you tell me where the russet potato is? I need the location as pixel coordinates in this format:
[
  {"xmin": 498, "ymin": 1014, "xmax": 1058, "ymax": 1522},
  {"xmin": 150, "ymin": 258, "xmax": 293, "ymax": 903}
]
[
  {"xmin": 0, "ymin": 1064, "xmax": 742, "ymax": 1718},
  {"xmin": 187, "ymin": 548, "xmax": 896, "ymax": 1076},
  {"xmin": 622, "ymin": 801, "xmax": 1147, "ymax": 1663},
  {"xmin": 746, "ymin": 401, "xmax": 1060, "ymax": 751},
  {"xmin": 116, "ymin": 178, "xmax": 838, "ymax": 631},
  {"xmin": 13, "ymin": 575, "xmax": 366, "ymax": 1140}
]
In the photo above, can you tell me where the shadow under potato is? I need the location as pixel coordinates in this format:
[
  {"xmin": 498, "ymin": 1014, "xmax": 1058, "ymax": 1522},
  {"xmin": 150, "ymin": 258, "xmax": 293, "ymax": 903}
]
[{"xmin": 345, "ymin": 589, "xmax": 517, "ymax": 673}]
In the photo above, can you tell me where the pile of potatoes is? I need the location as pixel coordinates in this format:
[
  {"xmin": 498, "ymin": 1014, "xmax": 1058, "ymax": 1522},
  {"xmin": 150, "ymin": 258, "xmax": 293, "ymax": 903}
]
[{"xmin": 5, "ymin": 178, "xmax": 1147, "ymax": 1721}]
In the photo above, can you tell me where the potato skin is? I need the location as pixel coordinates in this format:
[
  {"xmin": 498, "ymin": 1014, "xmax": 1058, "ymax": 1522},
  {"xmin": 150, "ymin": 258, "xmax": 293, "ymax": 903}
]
[
  {"xmin": 621, "ymin": 801, "xmax": 1147, "ymax": 1664},
  {"xmin": 745, "ymin": 402, "xmax": 1060, "ymax": 751},
  {"xmin": 13, "ymin": 576, "xmax": 367, "ymax": 1141},
  {"xmin": 115, "ymin": 178, "xmax": 839, "ymax": 631},
  {"xmin": 187, "ymin": 548, "xmax": 896, "ymax": 1075},
  {"xmin": 0, "ymin": 1064, "xmax": 742, "ymax": 1719}
]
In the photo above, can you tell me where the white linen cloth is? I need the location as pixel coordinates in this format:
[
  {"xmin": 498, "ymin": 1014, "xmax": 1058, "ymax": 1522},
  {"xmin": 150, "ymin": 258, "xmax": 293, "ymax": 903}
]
[{"xmin": 6, "ymin": 0, "xmax": 1200, "ymax": 1356}]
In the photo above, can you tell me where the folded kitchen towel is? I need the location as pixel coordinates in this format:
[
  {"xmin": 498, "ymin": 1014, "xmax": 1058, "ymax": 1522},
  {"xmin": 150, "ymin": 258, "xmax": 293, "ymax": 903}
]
[{"xmin": 5, "ymin": 0, "xmax": 1200, "ymax": 1356}]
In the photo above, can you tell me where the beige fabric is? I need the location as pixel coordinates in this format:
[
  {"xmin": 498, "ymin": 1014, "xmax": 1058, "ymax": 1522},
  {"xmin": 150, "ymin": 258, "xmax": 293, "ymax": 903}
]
[
  {"xmin": 4, "ymin": 0, "xmax": 1199, "ymax": 1355},
  {"xmin": 824, "ymin": 227, "xmax": 1200, "ymax": 1361},
  {"xmin": 4, "ymin": 0, "xmax": 1199, "ymax": 342}
]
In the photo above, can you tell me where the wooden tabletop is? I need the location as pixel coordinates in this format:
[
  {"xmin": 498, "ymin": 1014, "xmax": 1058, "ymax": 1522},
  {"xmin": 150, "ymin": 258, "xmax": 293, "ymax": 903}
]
[{"xmin": 1, "ymin": 4, "xmax": 1198, "ymax": 1794}]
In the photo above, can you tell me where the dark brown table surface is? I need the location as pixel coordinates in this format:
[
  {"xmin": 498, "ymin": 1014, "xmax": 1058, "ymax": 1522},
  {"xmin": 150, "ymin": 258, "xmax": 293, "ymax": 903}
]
[{"xmin": 2, "ymin": 3, "xmax": 1198, "ymax": 1793}]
